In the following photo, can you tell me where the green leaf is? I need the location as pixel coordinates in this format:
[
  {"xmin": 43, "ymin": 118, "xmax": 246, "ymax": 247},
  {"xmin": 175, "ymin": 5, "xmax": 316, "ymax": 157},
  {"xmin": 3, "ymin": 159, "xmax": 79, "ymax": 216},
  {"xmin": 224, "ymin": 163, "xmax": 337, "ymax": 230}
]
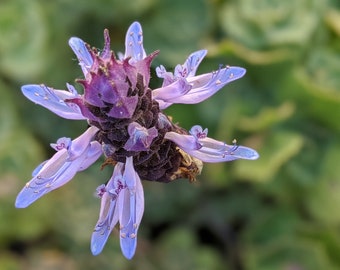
[
  {"xmin": 219, "ymin": 0, "xmax": 323, "ymax": 51},
  {"xmin": 305, "ymin": 141, "xmax": 340, "ymax": 225},
  {"xmin": 237, "ymin": 102, "xmax": 295, "ymax": 132},
  {"xmin": 143, "ymin": 0, "xmax": 212, "ymax": 66},
  {"xmin": 0, "ymin": 0, "xmax": 49, "ymax": 80},
  {"xmin": 244, "ymin": 238, "xmax": 336, "ymax": 270}
]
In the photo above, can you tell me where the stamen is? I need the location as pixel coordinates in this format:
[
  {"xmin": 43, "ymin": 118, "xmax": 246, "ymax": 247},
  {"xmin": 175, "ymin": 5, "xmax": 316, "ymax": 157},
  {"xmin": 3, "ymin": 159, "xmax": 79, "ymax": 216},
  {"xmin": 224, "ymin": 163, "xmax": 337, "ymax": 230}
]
[
  {"xmin": 223, "ymin": 139, "xmax": 239, "ymax": 157},
  {"xmin": 231, "ymin": 139, "xmax": 239, "ymax": 151}
]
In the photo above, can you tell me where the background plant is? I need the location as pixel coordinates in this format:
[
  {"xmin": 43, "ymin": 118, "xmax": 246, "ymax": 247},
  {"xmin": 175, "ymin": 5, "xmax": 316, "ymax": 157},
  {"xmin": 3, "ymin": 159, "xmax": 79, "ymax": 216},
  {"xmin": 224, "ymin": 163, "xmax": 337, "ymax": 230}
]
[{"xmin": 1, "ymin": 0, "xmax": 340, "ymax": 269}]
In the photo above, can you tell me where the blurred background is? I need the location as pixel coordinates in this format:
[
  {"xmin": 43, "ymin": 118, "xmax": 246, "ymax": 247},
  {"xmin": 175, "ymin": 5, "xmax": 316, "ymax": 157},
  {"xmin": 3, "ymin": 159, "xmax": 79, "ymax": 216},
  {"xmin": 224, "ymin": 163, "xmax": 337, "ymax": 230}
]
[{"xmin": 1, "ymin": 0, "xmax": 340, "ymax": 269}]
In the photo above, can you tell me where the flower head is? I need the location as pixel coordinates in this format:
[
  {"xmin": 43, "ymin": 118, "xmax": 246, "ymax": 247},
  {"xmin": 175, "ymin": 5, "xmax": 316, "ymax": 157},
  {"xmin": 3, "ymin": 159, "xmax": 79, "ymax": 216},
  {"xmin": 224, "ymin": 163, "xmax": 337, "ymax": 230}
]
[{"xmin": 16, "ymin": 22, "xmax": 258, "ymax": 259}]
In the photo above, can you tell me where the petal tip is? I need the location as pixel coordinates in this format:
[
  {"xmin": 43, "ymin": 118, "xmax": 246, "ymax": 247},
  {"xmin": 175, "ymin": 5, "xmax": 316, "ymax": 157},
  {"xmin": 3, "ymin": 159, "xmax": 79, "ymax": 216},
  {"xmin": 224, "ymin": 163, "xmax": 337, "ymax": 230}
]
[
  {"xmin": 120, "ymin": 237, "xmax": 137, "ymax": 260},
  {"xmin": 14, "ymin": 198, "xmax": 28, "ymax": 208},
  {"xmin": 90, "ymin": 240, "xmax": 103, "ymax": 256}
]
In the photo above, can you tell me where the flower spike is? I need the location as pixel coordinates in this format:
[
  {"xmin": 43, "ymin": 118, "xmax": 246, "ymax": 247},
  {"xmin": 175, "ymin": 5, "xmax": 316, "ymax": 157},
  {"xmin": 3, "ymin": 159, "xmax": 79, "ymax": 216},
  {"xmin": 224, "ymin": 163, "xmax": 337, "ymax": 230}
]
[{"xmin": 16, "ymin": 22, "xmax": 258, "ymax": 260}]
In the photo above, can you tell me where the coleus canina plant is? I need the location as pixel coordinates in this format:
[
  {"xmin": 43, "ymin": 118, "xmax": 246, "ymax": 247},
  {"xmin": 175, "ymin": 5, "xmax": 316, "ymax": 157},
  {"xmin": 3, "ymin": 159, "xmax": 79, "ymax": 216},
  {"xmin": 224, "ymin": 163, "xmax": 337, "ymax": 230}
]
[{"xmin": 15, "ymin": 22, "xmax": 259, "ymax": 259}]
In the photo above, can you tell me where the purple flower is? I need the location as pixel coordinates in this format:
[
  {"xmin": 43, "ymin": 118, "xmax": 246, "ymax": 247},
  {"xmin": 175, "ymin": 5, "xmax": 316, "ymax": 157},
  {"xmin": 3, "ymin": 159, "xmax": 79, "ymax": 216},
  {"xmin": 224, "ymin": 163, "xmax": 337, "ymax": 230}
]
[{"xmin": 15, "ymin": 22, "xmax": 259, "ymax": 259}]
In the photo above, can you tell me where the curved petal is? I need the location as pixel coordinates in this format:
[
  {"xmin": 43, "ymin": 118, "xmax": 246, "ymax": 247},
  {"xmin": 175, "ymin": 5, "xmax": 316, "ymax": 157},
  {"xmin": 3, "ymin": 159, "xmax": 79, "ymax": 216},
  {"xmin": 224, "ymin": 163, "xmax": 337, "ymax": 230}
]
[
  {"xmin": 91, "ymin": 163, "xmax": 124, "ymax": 256},
  {"xmin": 67, "ymin": 126, "xmax": 99, "ymax": 159},
  {"xmin": 124, "ymin": 21, "xmax": 146, "ymax": 61},
  {"xmin": 69, "ymin": 37, "xmax": 93, "ymax": 77},
  {"xmin": 152, "ymin": 77, "xmax": 192, "ymax": 109},
  {"xmin": 21, "ymin": 84, "xmax": 86, "ymax": 120},
  {"xmin": 164, "ymin": 131, "xmax": 259, "ymax": 163},
  {"xmin": 78, "ymin": 141, "xmax": 103, "ymax": 171},
  {"xmin": 188, "ymin": 66, "xmax": 246, "ymax": 90},
  {"xmin": 15, "ymin": 149, "xmax": 85, "ymax": 208},
  {"xmin": 174, "ymin": 50, "xmax": 207, "ymax": 78},
  {"xmin": 162, "ymin": 66, "xmax": 246, "ymax": 106},
  {"xmin": 119, "ymin": 157, "xmax": 144, "ymax": 259},
  {"xmin": 15, "ymin": 127, "xmax": 100, "ymax": 208},
  {"xmin": 91, "ymin": 190, "xmax": 119, "ymax": 256}
]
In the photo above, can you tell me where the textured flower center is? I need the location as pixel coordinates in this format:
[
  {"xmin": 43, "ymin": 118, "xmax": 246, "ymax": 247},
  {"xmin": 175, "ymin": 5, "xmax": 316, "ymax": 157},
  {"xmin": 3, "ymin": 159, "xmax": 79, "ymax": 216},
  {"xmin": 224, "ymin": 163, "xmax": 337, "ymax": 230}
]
[{"xmin": 69, "ymin": 50, "xmax": 202, "ymax": 183}]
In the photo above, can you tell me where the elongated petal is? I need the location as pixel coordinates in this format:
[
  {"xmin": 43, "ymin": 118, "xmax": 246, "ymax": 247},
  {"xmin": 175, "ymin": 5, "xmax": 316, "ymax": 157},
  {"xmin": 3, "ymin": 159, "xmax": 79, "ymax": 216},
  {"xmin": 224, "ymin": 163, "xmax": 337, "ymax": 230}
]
[
  {"xmin": 188, "ymin": 66, "xmax": 246, "ymax": 89},
  {"xmin": 124, "ymin": 21, "xmax": 146, "ymax": 61},
  {"xmin": 78, "ymin": 141, "xmax": 103, "ymax": 171},
  {"xmin": 164, "ymin": 131, "xmax": 259, "ymax": 163},
  {"xmin": 69, "ymin": 37, "xmax": 93, "ymax": 76},
  {"xmin": 91, "ymin": 191, "xmax": 119, "ymax": 256},
  {"xmin": 162, "ymin": 66, "xmax": 246, "ymax": 106},
  {"xmin": 119, "ymin": 157, "xmax": 144, "ymax": 259},
  {"xmin": 15, "ymin": 149, "xmax": 85, "ymax": 208},
  {"xmin": 67, "ymin": 126, "xmax": 99, "ymax": 159},
  {"xmin": 91, "ymin": 163, "xmax": 124, "ymax": 256},
  {"xmin": 21, "ymin": 84, "xmax": 85, "ymax": 120},
  {"xmin": 15, "ymin": 127, "xmax": 100, "ymax": 208}
]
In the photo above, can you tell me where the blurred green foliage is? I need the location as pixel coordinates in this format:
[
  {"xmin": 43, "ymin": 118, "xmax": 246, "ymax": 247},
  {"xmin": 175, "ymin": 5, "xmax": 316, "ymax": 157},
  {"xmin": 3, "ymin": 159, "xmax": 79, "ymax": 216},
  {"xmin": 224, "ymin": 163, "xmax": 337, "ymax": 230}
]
[{"xmin": 1, "ymin": 0, "xmax": 340, "ymax": 269}]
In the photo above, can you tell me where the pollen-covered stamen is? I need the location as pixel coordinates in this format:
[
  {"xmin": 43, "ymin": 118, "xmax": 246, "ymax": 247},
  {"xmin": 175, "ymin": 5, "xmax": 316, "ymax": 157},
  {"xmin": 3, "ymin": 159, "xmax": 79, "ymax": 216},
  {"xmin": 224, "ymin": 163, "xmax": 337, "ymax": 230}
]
[
  {"xmin": 224, "ymin": 139, "xmax": 239, "ymax": 156},
  {"xmin": 123, "ymin": 122, "xmax": 158, "ymax": 152},
  {"xmin": 50, "ymin": 137, "xmax": 72, "ymax": 151}
]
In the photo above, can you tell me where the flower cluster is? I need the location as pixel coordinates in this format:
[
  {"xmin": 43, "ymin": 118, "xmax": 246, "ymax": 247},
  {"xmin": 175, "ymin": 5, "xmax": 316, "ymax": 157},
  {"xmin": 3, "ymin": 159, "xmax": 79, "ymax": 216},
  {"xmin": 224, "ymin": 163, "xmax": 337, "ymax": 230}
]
[{"xmin": 15, "ymin": 22, "xmax": 259, "ymax": 259}]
